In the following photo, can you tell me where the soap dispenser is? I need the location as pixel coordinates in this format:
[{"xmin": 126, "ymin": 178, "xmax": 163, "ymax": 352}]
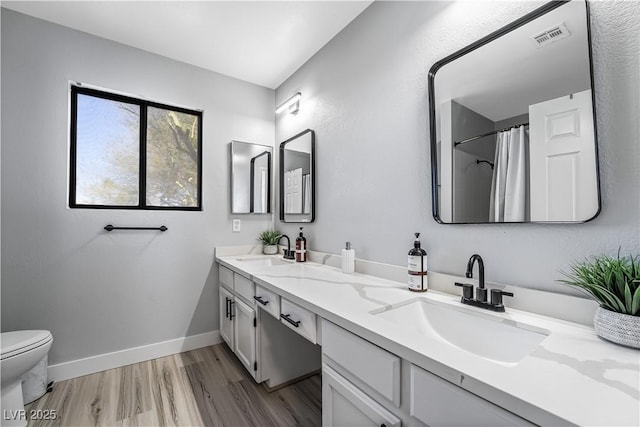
[
  {"xmin": 408, "ymin": 232, "xmax": 427, "ymax": 292},
  {"xmin": 341, "ymin": 242, "xmax": 355, "ymax": 274},
  {"xmin": 295, "ymin": 227, "xmax": 307, "ymax": 262}
]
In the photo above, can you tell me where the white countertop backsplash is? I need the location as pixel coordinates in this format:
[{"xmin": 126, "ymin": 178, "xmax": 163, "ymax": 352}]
[{"xmin": 215, "ymin": 246, "xmax": 640, "ymax": 426}]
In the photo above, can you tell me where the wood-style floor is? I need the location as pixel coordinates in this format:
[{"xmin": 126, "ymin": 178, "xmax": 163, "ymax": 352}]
[{"xmin": 26, "ymin": 344, "xmax": 321, "ymax": 426}]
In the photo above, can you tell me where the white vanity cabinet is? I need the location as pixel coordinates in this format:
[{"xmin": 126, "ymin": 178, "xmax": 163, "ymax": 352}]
[
  {"xmin": 322, "ymin": 320, "xmax": 402, "ymax": 427},
  {"xmin": 218, "ymin": 264, "xmax": 321, "ymax": 387},
  {"xmin": 216, "ymin": 249, "xmax": 639, "ymax": 427},
  {"xmin": 218, "ymin": 266, "xmax": 259, "ymax": 380},
  {"xmin": 320, "ymin": 319, "xmax": 531, "ymax": 427}
]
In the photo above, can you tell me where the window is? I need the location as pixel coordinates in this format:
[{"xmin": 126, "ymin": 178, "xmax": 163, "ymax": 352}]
[{"xmin": 70, "ymin": 86, "xmax": 202, "ymax": 210}]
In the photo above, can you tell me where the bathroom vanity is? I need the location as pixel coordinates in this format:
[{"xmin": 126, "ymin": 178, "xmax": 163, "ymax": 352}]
[{"xmin": 216, "ymin": 247, "xmax": 640, "ymax": 426}]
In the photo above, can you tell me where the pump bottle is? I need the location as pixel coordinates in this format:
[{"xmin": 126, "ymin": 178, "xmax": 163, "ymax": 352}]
[
  {"xmin": 341, "ymin": 242, "xmax": 355, "ymax": 274},
  {"xmin": 296, "ymin": 227, "xmax": 307, "ymax": 262},
  {"xmin": 408, "ymin": 232, "xmax": 427, "ymax": 292}
]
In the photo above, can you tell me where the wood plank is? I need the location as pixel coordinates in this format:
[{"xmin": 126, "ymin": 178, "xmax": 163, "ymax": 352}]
[
  {"xmin": 116, "ymin": 362, "xmax": 147, "ymax": 421},
  {"xmin": 26, "ymin": 344, "xmax": 321, "ymax": 427},
  {"xmin": 150, "ymin": 355, "xmax": 204, "ymax": 426}
]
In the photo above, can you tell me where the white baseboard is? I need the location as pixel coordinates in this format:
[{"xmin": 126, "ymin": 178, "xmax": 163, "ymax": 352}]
[{"xmin": 48, "ymin": 330, "xmax": 221, "ymax": 382}]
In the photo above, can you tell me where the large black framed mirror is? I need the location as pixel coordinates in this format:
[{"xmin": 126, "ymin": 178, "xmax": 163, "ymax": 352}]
[
  {"xmin": 429, "ymin": 0, "xmax": 600, "ymax": 224},
  {"xmin": 230, "ymin": 141, "xmax": 272, "ymax": 214},
  {"xmin": 280, "ymin": 129, "xmax": 315, "ymax": 223}
]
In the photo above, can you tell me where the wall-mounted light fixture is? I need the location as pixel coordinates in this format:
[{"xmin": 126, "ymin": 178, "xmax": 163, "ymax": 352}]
[{"xmin": 276, "ymin": 92, "xmax": 301, "ymax": 115}]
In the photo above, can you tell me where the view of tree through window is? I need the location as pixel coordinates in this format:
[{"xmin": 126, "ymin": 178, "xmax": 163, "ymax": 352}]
[
  {"xmin": 70, "ymin": 86, "xmax": 202, "ymax": 210},
  {"xmin": 146, "ymin": 107, "xmax": 200, "ymax": 207},
  {"xmin": 75, "ymin": 95, "xmax": 140, "ymax": 205}
]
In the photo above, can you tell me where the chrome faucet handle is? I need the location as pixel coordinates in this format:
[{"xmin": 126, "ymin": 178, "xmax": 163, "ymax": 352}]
[{"xmin": 490, "ymin": 289, "xmax": 514, "ymax": 307}]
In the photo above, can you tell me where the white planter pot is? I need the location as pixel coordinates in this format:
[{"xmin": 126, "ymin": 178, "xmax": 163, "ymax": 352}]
[
  {"xmin": 263, "ymin": 245, "xmax": 278, "ymax": 255},
  {"xmin": 594, "ymin": 307, "xmax": 640, "ymax": 349}
]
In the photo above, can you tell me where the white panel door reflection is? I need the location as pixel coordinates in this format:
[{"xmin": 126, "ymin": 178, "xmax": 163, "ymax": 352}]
[
  {"xmin": 529, "ymin": 90, "xmax": 597, "ymax": 221},
  {"xmin": 285, "ymin": 167, "xmax": 303, "ymax": 214}
]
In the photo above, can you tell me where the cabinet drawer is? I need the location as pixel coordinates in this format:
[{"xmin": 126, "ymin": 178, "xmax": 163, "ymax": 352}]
[
  {"xmin": 280, "ymin": 298, "xmax": 317, "ymax": 343},
  {"xmin": 322, "ymin": 364, "xmax": 401, "ymax": 427},
  {"xmin": 322, "ymin": 320, "xmax": 400, "ymax": 407},
  {"xmin": 254, "ymin": 284, "xmax": 280, "ymax": 318},
  {"xmin": 410, "ymin": 364, "xmax": 533, "ymax": 426},
  {"xmin": 234, "ymin": 273, "xmax": 254, "ymax": 303},
  {"xmin": 219, "ymin": 265, "xmax": 234, "ymax": 289}
]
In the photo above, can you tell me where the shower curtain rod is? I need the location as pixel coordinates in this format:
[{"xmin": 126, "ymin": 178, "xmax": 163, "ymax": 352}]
[{"xmin": 454, "ymin": 122, "xmax": 529, "ymax": 147}]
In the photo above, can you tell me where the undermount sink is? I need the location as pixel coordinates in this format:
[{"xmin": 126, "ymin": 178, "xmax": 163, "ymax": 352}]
[
  {"xmin": 235, "ymin": 257, "xmax": 294, "ymax": 267},
  {"xmin": 371, "ymin": 298, "xmax": 549, "ymax": 364}
]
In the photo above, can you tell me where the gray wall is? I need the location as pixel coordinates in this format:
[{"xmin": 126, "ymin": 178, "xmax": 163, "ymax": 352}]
[
  {"xmin": 452, "ymin": 101, "xmax": 495, "ymax": 160},
  {"xmin": 451, "ymin": 101, "xmax": 494, "ymax": 223},
  {"xmin": 454, "ymin": 150, "xmax": 493, "ymax": 223},
  {"xmin": 1, "ymin": 9, "xmax": 274, "ymax": 364},
  {"xmin": 284, "ymin": 151, "xmax": 311, "ymax": 176},
  {"xmin": 275, "ymin": 1, "xmax": 640, "ymax": 294}
]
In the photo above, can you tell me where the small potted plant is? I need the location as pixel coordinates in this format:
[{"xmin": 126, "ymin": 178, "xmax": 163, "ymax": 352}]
[
  {"xmin": 559, "ymin": 252, "xmax": 640, "ymax": 349},
  {"xmin": 257, "ymin": 229, "xmax": 281, "ymax": 255}
]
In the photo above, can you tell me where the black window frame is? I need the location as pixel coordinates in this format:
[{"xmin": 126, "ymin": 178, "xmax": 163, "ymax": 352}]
[{"xmin": 69, "ymin": 85, "xmax": 203, "ymax": 211}]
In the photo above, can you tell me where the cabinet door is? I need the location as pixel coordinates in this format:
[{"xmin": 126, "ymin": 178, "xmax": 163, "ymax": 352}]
[
  {"xmin": 219, "ymin": 286, "xmax": 235, "ymax": 349},
  {"xmin": 234, "ymin": 298, "xmax": 257, "ymax": 378},
  {"xmin": 323, "ymin": 365, "xmax": 400, "ymax": 427}
]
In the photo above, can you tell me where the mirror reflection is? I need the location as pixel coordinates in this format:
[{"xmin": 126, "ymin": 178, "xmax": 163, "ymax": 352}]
[
  {"xmin": 280, "ymin": 129, "xmax": 315, "ymax": 223},
  {"xmin": 230, "ymin": 141, "xmax": 272, "ymax": 214},
  {"xmin": 429, "ymin": 0, "xmax": 600, "ymax": 224}
]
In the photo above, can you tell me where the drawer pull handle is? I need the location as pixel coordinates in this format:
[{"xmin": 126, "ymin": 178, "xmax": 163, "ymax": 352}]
[
  {"xmin": 229, "ymin": 300, "xmax": 236, "ymax": 320},
  {"xmin": 225, "ymin": 297, "xmax": 230, "ymax": 319},
  {"xmin": 280, "ymin": 313, "xmax": 300, "ymax": 327},
  {"xmin": 254, "ymin": 296, "xmax": 269, "ymax": 306}
]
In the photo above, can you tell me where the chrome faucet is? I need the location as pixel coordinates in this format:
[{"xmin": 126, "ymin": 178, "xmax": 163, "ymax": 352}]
[
  {"xmin": 278, "ymin": 235, "xmax": 295, "ymax": 260},
  {"xmin": 455, "ymin": 254, "xmax": 513, "ymax": 312}
]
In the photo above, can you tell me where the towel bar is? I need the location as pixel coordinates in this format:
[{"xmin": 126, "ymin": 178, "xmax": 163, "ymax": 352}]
[{"xmin": 104, "ymin": 224, "xmax": 168, "ymax": 232}]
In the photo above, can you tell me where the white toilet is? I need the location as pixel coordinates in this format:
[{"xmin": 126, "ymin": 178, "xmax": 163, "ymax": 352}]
[{"xmin": 1, "ymin": 330, "xmax": 53, "ymax": 426}]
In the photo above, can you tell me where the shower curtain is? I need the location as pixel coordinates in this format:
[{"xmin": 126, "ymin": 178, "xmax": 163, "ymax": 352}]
[{"xmin": 489, "ymin": 126, "xmax": 529, "ymax": 222}]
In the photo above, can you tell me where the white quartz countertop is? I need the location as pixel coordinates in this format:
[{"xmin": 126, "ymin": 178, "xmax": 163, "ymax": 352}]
[{"xmin": 216, "ymin": 253, "xmax": 640, "ymax": 426}]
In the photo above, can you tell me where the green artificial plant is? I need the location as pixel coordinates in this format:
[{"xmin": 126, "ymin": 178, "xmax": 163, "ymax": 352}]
[
  {"xmin": 559, "ymin": 252, "xmax": 640, "ymax": 316},
  {"xmin": 257, "ymin": 229, "xmax": 281, "ymax": 246}
]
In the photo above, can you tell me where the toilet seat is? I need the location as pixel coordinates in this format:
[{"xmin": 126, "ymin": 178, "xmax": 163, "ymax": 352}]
[{"xmin": 1, "ymin": 331, "xmax": 53, "ymax": 360}]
